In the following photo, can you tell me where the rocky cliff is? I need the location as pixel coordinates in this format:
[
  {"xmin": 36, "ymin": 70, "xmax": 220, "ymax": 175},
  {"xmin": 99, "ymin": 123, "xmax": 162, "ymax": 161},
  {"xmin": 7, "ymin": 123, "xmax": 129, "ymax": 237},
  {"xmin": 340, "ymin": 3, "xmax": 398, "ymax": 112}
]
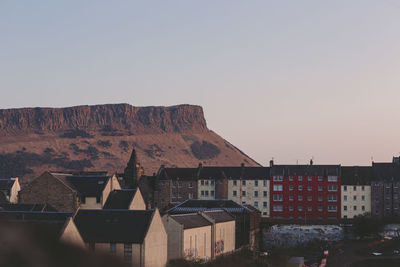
[{"xmin": 0, "ymin": 104, "xmax": 259, "ymax": 181}]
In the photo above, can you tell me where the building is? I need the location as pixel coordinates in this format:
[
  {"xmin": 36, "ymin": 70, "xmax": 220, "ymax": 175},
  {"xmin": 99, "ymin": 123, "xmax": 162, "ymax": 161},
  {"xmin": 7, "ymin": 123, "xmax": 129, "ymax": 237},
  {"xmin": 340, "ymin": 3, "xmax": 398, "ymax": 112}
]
[
  {"xmin": 74, "ymin": 209, "xmax": 167, "ymax": 267},
  {"xmin": 371, "ymin": 157, "xmax": 400, "ymax": 217},
  {"xmin": 0, "ymin": 211, "xmax": 85, "ymax": 247},
  {"xmin": 103, "ymin": 189, "xmax": 146, "ymax": 210},
  {"xmin": 0, "ymin": 178, "xmax": 20, "ymax": 203},
  {"xmin": 19, "ymin": 171, "xmax": 120, "ymax": 212},
  {"xmin": 269, "ymin": 163, "xmax": 341, "ymax": 222},
  {"xmin": 166, "ymin": 199, "xmax": 260, "ymax": 249},
  {"xmin": 0, "ymin": 203, "xmax": 56, "ymax": 212},
  {"xmin": 162, "ymin": 210, "xmax": 235, "ymax": 261},
  {"xmin": 341, "ymin": 166, "xmax": 372, "ymax": 219}
]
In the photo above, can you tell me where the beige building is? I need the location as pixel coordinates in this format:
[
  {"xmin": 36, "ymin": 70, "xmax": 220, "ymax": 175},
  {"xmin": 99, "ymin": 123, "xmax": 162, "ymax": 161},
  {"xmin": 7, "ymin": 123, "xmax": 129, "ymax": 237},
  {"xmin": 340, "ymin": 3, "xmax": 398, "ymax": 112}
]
[
  {"xmin": 103, "ymin": 188, "xmax": 146, "ymax": 210},
  {"xmin": 0, "ymin": 178, "xmax": 21, "ymax": 203},
  {"xmin": 163, "ymin": 210, "xmax": 235, "ymax": 261},
  {"xmin": 341, "ymin": 185, "xmax": 371, "ymax": 219},
  {"xmin": 74, "ymin": 209, "xmax": 167, "ymax": 267}
]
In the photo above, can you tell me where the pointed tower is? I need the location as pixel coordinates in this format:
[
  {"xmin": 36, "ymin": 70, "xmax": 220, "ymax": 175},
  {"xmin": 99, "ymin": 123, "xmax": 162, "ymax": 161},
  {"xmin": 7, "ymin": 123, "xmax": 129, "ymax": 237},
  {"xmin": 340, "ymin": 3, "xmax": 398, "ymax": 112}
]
[{"xmin": 123, "ymin": 149, "xmax": 140, "ymax": 188}]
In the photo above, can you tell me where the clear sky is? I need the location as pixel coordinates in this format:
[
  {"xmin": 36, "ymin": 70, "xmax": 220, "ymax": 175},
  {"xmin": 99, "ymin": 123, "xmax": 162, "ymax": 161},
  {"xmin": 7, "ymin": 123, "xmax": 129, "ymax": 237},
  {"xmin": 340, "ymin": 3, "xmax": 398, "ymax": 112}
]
[{"xmin": 1, "ymin": 1, "xmax": 400, "ymax": 166}]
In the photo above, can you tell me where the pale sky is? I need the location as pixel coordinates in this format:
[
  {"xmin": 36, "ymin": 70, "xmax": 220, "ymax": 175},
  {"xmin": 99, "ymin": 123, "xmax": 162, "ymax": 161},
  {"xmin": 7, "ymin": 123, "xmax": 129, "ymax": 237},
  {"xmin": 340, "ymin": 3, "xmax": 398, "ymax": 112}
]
[{"xmin": 1, "ymin": 1, "xmax": 400, "ymax": 166}]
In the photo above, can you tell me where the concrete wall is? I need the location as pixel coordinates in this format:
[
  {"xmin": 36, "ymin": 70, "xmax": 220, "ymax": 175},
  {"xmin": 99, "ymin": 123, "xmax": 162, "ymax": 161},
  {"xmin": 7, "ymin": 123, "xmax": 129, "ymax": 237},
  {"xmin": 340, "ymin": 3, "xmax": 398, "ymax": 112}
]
[
  {"xmin": 10, "ymin": 178, "xmax": 21, "ymax": 203},
  {"xmin": 60, "ymin": 218, "xmax": 85, "ymax": 248},
  {"xmin": 341, "ymin": 185, "xmax": 371, "ymax": 219},
  {"xmin": 183, "ymin": 225, "xmax": 212, "ymax": 261},
  {"xmin": 130, "ymin": 189, "xmax": 146, "ymax": 210},
  {"xmin": 91, "ymin": 242, "xmax": 142, "ymax": 266},
  {"xmin": 215, "ymin": 220, "xmax": 235, "ymax": 256},
  {"xmin": 162, "ymin": 215, "xmax": 183, "ymax": 261},
  {"xmin": 228, "ymin": 179, "xmax": 270, "ymax": 217},
  {"xmin": 102, "ymin": 175, "xmax": 121, "ymax": 206},
  {"xmin": 79, "ymin": 197, "xmax": 102, "ymax": 209},
  {"xmin": 198, "ymin": 179, "xmax": 216, "ymax": 200},
  {"xmin": 144, "ymin": 209, "xmax": 168, "ymax": 267}
]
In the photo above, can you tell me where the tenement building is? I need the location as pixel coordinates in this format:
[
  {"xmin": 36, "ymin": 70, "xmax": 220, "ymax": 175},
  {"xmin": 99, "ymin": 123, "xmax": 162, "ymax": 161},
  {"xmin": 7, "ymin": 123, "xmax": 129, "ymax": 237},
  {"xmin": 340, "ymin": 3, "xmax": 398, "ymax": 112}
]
[
  {"xmin": 371, "ymin": 157, "xmax": 400, "ymax": 217},
  {"xmin": 269, "ymin": 162, "xmax": 341, "ymax": 222}
]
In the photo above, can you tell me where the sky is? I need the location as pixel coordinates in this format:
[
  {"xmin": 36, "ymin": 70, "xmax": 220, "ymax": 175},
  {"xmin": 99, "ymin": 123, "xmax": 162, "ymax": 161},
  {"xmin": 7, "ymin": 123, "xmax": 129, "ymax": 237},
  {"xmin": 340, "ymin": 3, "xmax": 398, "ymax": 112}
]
[{"xmin": 1, "ymin": 0, "xmax": 400, "ymax": 166}]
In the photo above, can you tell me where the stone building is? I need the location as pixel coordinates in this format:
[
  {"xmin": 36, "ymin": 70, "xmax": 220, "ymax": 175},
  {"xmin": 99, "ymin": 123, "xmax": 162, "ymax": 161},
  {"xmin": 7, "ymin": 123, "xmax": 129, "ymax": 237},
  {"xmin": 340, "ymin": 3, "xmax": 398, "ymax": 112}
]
[
  {"xmin": 74, "ymin": 209, "xmax": 167, "ymax": 267},
  {"xmin": 19, "ymin": 171, "xmax": 120, "ymax": 212},
  {"xmin": 341, "ymin": 166, "xmax": 372, "ymax": 219},
  {"xmin": 0, "ymin": 178, "xmax": 20, "ymax": 203}
]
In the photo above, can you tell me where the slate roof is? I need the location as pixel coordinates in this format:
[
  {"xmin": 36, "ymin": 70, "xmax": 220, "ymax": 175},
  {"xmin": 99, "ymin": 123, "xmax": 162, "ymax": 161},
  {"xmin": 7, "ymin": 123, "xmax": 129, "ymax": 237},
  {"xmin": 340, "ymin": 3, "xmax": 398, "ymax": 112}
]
[
  {"xmin": 0, "ymin": 179, "xmax": 15, "ymax": 192},
  {"xmin": 0, "ymin": 211, "xmax": 72, "ymax": 238},
  {"xmin": 341, "ymin": 166, "xmax": 372, "ymax": 185},
  {"xmin": 159, "ymin": 168, "xmax": 199, "ymax": 180},
  {"xmin": 270, "ymin": 165, "xmax": 340, "ymax": 177},
  {"xmin": 203, "ymin": 210, "xmax": 235, "ymax": 223},
  {"xmin": 166, "ymin": 199, "xmax": 254, "ymax": 214},
  {"xmin": 170, "ymin": 213, "xmax": 212, "ymax": 229},
  {"xmin": 51, "ymin": 172, "xmax": 110, "ymax": 197},
  {"xmin": 74, "ymin": 209, "xmax": 154, "ymax": 243},
  {"xmin": 372, "ymin": 162, "xmax": 400, "ymax": 181},
  {"xmin": 103, "ymin": 189, "xmax": 137, "ymax": 209},
  {"xmin": 0, "ymin": 203, "xmax": 56, "ymax": 212},
  {"xmin": 242, "ymin": 167, "xmax": 270, "ymax": 179}
]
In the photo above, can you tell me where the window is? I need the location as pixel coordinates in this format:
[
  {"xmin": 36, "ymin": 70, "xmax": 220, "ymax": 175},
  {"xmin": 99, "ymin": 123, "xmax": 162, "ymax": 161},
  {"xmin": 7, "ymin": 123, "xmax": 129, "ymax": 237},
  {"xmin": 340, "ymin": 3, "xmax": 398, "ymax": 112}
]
[
  {"xmin": 394, "ymin": 194, "xmax": 398, "ymax": 200},
  {"xmin": 205, "ymin": 191, "xmax": 209, "ymax": 196},
  {"xmin": 273, "ymin": 185, "xmax": 283, "ymax": 191},
  {"xmin": 328, "ymin": 185, "xmax": 338, "ymax": 191},
  {"xmin": 318, "ymin": 206, "xmax": 323, "ymax": 211},
  {"xmin": 96, "ymin": 196, "xmax": 101, "ymax": 203},
  {"xmin": 344, "ymin": 186, "xmax": 347, "ymax": 191},
  {"xmin": 273, "ymin": 194, "xmax": 283, "ymax": 201},
  {"xmin": 254, "ymin": 201, "xmax": 259, "ymax": 208},
  {"xmin": 318, "ymin": 176, "xmax": 323, "ymax": 182},
  {"xmin": 255, "ymin": 180, "xmax": 258, "ymax": 187},
  {"xmin": 124, "ymin": 243, "xmax": 132, "ymax": 262},
  {"xmin": 211, "ymin": 180, "xmax": 214, "ymax": 185},
  {"xmin": 318, "ymin": 185, "xmax": 322, "ymax": 191},
  {"xmin": 353, "ymin": 206, "xmax": 357, "ymax": 211},
  {"xmin": 263, "ymin": 202, "xmax": 267, "ymax": 208},
  {"xmin": 307, "ymin": 196, "xmax": 312, "ymax": 201},
  {"xmin": 189, "ymin": 182, "xmax": 193, "ymax": 188},
  {"xmin": 289, "ymin": 185, "xmax": 294, "ymax": 191},
  {"xmin": 254, "ymin": 191, "xmax": 259, "ymax": 197},
  {"xmin": 328, "ymin": 205, "xmax": 338, "ymax": 212},
  {"xmin": 289, "ymin": 176, "xmax": 293, "ymax": 181},
  {"xmin": 344, "ymin": 205, "xmax": 347, "ymax": 211},
  {"xmin": 273, "ymin": 176, "xmax": 283, "ymax": 181},
  {"xmin": 308, "ymin": 176, "xmax": 312, "ymax": 181},
  {"xmin": 178, "ymin": 182, "xmax": 182, "ymax": 188},
  {"xmin": 233, "ymin": 180, "xmax": 237, "ymax": 186},
  {"xmin": 205, "ymin": 180, "xmax": 209, "ymax": 186},
  {"xmin": 328, "ymin": 176, "xmax": 338, "ymax": 182},
  {"xmin": 353, "ymin": 195, "xmax": 357, "ymax": 201},
  {"xmin": 362, "ymin": 205, "xmax": 365, "ymax": 211},
  {"xmin": 242, "ymin": 191, "xmax": 246, "ymax": 196},
  {"xmin": 172, "ymin": 181, "xmax": 176, "ymax": 188},
  {"xmin": 298, "ymin": 176, "xmax": 303, "ymax": 181},
  {"xmin": 318, "ymin": 195, "xmax": 323, "ymax": 201},
  {"xmin": 353, "ymin": 186, "xmax": 356, "ymax": 191},
  {"xmin": 289, "ymin": 195, "xmax": 294, "ymax": 201},
  {"xmin": 344, "ymin": 195, "xmax": 347, "ymax": 201},
  {"xmin": 110, "ymin": 243, "xmax": 116, "ymax": 255},
  {"xmin": 263, "ymin": 180, "xmax": 268, "ymax": 186},
  {"xmin": 298, "ymin": 185, "xmax": 303, "ymax": 191},
  {"xmin": 262, "ymin": 212, "xmax": 267, "ymax": 216},
  {"xmin": 289, "ymin": 206, "xmax": 294, "ymax": 211},
  {"xmin": 210, "ymin": 190, "xmax": 214, "ymax": 196},
  {"xmin": 273, "ymin": 205, "xmax": 283, "ymax": 211},
  {"xmin": 298, "ymin": 206, "xmax": 303, "ymax": 211},
  {"xmin": 201, "ymin": 180, "xmax": 204, "ymax": 186},
  {"xmin": 178, "ymin": 192, "xmax": 182, "ymax": 198},
  {"xmin": 242, "ymin": 180, "xmax": 246, "ymax": 186},
  {"xmin": 308, "ymin": 185, "xmax": 312, "ymax": 191},
  {"xmin": 81, "ymin": 196, "xmax": 86, "ymax": 204},
  {"xmin": 233, "ymin": 191, "xmax": 237, "ymax": 197},
  {"xmin": 362, "ymin": 186, "xmax": 365, "ymax": 191},
  {"xmin": 263, "ymin": 191, "xmax": 267, "ymax": 197},
  {"xmin": 328, "ymin": 195, "xmax": 337, "ymax": 202},
  {"xmin": 189, "ymin": 193, "xmax": 194, "ymax": 199},
  {"xmin": 308, "ymin": 206, "xmax": 312, "ymax": 211},
  {"xmin": 201, "ymin": 191, "xmax": 204, "ymax": 196},
  {"xmin": 298, "ymin": 195, "xmax": 303, "ymax": 201}
]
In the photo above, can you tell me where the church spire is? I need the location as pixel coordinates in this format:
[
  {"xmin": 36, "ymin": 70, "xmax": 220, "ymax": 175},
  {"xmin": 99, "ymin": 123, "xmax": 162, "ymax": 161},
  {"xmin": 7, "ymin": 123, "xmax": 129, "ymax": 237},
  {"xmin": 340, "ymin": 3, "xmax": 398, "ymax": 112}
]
[{"xmin": 123, "ymin": 149, "xmax": 138, "ymax": 188}]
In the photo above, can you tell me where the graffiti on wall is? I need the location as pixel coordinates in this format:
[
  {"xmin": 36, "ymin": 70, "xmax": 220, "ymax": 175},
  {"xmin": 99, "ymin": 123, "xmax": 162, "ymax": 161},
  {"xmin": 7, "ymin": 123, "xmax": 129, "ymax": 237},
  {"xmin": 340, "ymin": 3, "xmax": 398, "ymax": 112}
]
[{"xmin": 215, "ymin": 240, "xmax": 224, "ymax": 255}]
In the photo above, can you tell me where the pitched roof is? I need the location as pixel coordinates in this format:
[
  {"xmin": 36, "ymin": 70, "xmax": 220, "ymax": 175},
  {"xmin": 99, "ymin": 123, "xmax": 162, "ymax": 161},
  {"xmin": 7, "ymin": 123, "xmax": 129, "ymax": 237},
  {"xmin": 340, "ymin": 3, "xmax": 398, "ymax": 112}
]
[
  {"xmin": 166, "ymin": 199, "xmax": 254, "ymax": 214},
  {"xmin": 0, "ymin": 179, "xmax": 15, "ymax": 191},
  {"xmin": 74, "ymin": 209, "xmax": 154, "ymax": 243},
  {"xmin": 159, "ymin": 168, "xmax": 198, "ymax": 180},
  {"xmin": 341, "ymin": 166, "xmax": 372, "ymax": 185},
  {"xmin": 51, "ymin": 172, "xmax": 110, "ymax": 197},
  {"xmin": 0, "ymin": 203, "xmax": 56, "ymax": 212},
  {"xmin": 170, "ymin": 213, "xmax": 212, "ymax": 229},
  {"xmin": 372, "ymin": 162, "xmax": 400, "ymax": 181},
  {"xmin": 103, "ymin": 189, "xmax": 137, "ymax": 209},
  {"xmin": 270, "ymin": 165, "xmax": 340, "ymax": 176},
  {"xmin": 202, "ymin": 210, "xmax": 235, "ymax": 223},
  {"xmin": 0, "ymin": 211, "xmax": 72, "ymax": 238},
  {"xmin": 242, "ymin": 167, "xmax": 270, "ymax": 179}
]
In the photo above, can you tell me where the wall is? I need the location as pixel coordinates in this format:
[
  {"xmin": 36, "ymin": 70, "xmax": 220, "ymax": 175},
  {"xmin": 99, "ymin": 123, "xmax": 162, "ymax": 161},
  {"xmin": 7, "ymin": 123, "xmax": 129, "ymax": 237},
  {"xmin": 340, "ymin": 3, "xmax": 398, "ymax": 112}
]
[
  {"xmin": 144, "ymin": 209, "xmax": 168, "ymax": 267},
  {"xmin": 183, "ymin": 225, "xmax": 212, "ymax": 260},
  {"xmin": 198, "ymin": 179, "xmax": 216, "ymax": 200},
  {"xmin": 341, "ymin": 185, "xmax": 371, "ymax": 219},
  {"xmin": 79, "ymin": 197, "xmax": 102, "ymax": 209},
  {"xmin": 91, "ymin": 242, "xmax": 142, "ymax": 266},
  {"xmin": 162, "ymin": 215, "xmax": 183, "ymax": 261},
  {"xmin": 102, "ymin": 175, "xmax": 121, "ymax": 206},
  {"xmin": 215, "ymin": 220, "xmax": 235, "ymax": 256},
  {"xmin": 60, "ymin": 218, "xmax": 85, "ymax": 248},
  {"xmin": 10, "ymin": 178, "xmax": 21, "ymax": 203},
  {"xmin": 19, "ymin": 172, "xmax": 78, "ymax": 212},
  {"xmin": 130, "ymin": 189, "xmax": 146, "ymax": 210}
]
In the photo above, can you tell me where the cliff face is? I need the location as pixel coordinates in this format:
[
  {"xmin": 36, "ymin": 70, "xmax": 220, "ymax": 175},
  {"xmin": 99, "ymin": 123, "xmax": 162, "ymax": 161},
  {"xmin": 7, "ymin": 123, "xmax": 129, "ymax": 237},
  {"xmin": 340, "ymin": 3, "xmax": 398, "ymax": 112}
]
[
  {"xmin": 0, "ymin": 104, "xmax": 259, "ymax": 181},
  {"xmin": 0, "ymin": 104, "xmax": 207, "ymax": 135}
]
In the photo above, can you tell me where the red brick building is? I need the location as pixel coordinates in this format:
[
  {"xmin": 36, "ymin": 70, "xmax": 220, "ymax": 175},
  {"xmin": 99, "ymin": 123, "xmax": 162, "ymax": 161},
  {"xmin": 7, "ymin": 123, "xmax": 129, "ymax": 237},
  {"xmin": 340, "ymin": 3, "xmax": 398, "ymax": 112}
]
[{"xmin": 269, "ymin": 163, "xmax": 341, "ymax": 222}]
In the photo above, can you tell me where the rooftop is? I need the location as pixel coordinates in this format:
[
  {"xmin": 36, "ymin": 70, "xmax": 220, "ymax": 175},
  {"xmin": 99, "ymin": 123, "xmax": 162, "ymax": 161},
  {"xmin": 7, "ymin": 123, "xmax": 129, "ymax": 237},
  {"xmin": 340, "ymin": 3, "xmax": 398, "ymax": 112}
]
[{"xmin": 103, "ymin": 189, "xmax": 137, "ymax": 209}]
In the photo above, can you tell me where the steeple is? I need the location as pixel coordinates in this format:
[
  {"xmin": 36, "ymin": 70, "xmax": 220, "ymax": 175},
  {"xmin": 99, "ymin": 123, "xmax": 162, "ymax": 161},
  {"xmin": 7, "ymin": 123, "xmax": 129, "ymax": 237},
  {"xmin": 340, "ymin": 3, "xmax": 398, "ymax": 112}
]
[{"xmin": 123, "ymin": 149, "xmax": 138, "ymax": 188}]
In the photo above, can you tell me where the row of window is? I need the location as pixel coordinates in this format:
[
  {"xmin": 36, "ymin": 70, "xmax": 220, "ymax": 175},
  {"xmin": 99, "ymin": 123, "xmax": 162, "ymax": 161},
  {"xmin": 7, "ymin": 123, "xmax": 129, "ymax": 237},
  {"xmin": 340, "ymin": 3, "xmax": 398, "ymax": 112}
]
[
  {"xmin": 273, "ymin": 205, "xmax": 338, "ymax": 212},
  {"xmin": 172, "ymin": 193, "xmax": 194, "ymax": 199},
  {"xmin": 273, "ymin": 185, "xmax": 338, "ymax": 191},
  {"xmin": 232, "ymin": 190, "xmax": 268, "ymax": 197},
  {"xmin": 343, "ymin": 195, "xmax": 366, "ymax": 201},
  {"xmin": 200, "ymin": 180, "xmax": 214, "ymax": 186},
  {"xmin": 272, "ymin": 176, "xmax": 338, "ymax": 182},
  {"xmin": 200, "ymin": 190, "xmax": 214, "ymax": 197},
  {"xmin": 253, "ymin": 201, "xmax": 268, "ymax": 208},
  {"xmin": 171, "ymin": 181, "xmax": 194, "ymax": 188},
  {"xmin": 272, "ymin": 194, "xmax": 338, "ymax": 202},
  {"xmin": 232, "ymin": 180, "xmax": 268, "ymax": 187},
  {"xmin": 343, "ymin": 205, "xmax": 366, "ymax": 211},
  {"xmin": 343, "ymin": 185, "xmax": 365, "ymax": 191}
]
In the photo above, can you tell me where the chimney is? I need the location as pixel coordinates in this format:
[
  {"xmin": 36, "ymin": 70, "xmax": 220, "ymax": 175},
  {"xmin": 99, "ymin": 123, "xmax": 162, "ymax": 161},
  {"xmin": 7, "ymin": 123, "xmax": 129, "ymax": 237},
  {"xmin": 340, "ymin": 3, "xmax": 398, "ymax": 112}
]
[
  {"xmin": 198, "ymin": 162, "xmax": 203, "ymax": 168},
  {"xmin": 241, "ymin": 163, "xmax": 245, "ymax": 168},
  {"xmin": 269, "ymin": 159, "xmax": 274, "ymax": 167},
  {"xmin": 310, "ymin": 159, "xmax": 313, "ymax": 166}
]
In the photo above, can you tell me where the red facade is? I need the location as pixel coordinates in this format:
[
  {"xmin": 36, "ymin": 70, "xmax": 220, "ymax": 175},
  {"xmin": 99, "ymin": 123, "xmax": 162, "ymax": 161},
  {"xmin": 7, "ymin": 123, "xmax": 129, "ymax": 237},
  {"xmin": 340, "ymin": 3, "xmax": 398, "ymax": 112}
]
[{"xmin": 270, "ymin": 173, "xmax": 341, "ymax": 221}]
